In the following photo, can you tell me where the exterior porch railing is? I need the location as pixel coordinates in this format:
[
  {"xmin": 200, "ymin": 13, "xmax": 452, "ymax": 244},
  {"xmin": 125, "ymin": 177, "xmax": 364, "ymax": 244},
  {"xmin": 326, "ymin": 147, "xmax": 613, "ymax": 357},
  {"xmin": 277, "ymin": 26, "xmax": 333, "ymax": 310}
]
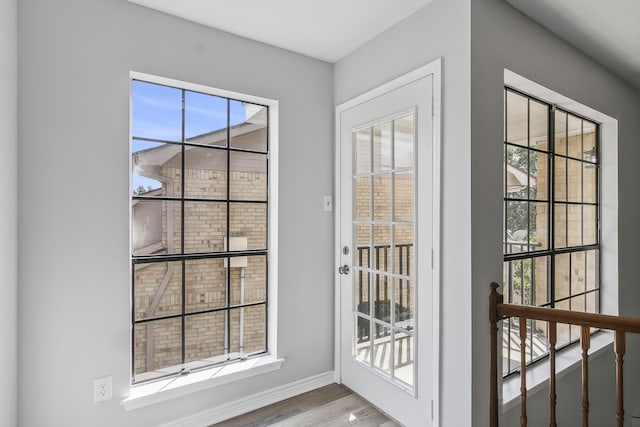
[{"xmin": 490, "ymin": 282, "xmax": 640, "ymax": 427}]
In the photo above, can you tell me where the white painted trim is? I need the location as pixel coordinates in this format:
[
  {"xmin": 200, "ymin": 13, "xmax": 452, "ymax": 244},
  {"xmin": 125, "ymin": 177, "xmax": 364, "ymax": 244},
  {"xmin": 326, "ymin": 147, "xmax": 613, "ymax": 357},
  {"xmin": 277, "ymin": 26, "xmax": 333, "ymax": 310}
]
[
  {"xmin": 130, "ymin": 71, "xmax": 279, "ymax": 108},
  {"xmin": 430, "ymin": 58, "xmax": 442, "ymax": 427},
  {"xmin": 333, "ymin": 102, "xmax": 343, "ymax": 385},
  {"xmin": 334, "ymin": 57, "xmax": 443, "ymax": 426},
  {"xmin": 337, "ymin": 61, "xmax": 442, "ymax": 113},
  {"xmin": 157, "ymin": 371, "xmax": 335, "ymax": 427},
  {"xmin": 122, "ymin": 356, "xmax": 284, "ymax": 411}
]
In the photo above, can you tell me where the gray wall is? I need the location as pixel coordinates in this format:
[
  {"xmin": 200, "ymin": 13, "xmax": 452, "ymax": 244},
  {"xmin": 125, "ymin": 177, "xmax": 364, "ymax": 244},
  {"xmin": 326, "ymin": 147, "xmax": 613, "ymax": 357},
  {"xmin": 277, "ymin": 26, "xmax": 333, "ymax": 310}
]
[
  {"xmin": 0, "ymin": 0, "xmax": 18, "ymax": 425},
  {"xmin": 18, "ymin": 0, "xmax": 333, "ymax": 426},
  {"xmin": 470, "ymin": 0, "xmax": 640, "ymax": 424},
  {"xmin": 335, "ymin": 0, "xmax": 472, "ymax": 424}
]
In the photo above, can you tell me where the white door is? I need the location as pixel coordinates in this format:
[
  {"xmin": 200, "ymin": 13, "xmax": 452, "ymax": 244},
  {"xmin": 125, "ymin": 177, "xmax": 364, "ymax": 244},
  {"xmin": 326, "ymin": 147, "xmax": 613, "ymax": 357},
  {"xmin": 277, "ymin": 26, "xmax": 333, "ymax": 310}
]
[{"xmin": 336, "ymin": 67, "xmax": 439, "ymax": 427}]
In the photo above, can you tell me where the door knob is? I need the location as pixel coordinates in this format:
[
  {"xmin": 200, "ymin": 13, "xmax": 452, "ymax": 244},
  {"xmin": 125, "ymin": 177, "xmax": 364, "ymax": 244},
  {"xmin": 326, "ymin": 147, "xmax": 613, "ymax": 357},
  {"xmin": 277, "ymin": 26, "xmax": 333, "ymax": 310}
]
[{"xmin": 338, "ymin": 265, "xmax": 350, "ymax": 275}]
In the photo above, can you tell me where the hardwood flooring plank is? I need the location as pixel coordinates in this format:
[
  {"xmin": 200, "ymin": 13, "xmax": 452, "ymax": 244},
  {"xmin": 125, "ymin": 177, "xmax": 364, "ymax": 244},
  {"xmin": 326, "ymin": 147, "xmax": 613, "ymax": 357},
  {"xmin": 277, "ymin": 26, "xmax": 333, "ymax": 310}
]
[
  {"xmin": 212, "ymin": 384, "xmax": 352, "ymax": 427},
  {"xmin": 211, "ymin": 384, "xmax": 399, "ymax": 427}
]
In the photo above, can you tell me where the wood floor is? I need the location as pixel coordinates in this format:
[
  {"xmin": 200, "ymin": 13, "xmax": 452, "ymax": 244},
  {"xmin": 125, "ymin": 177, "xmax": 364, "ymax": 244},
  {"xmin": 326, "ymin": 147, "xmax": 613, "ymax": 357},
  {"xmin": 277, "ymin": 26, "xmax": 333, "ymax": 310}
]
[{"xmin": 212, "ymin": 383, "xmax": 401, "ymax": 427}]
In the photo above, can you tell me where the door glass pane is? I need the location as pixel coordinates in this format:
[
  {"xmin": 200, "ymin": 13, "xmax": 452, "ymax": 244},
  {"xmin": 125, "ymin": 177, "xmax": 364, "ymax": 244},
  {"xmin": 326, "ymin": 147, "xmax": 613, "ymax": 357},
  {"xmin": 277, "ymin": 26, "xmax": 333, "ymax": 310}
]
[
  {"xmin": 394, "ymin": 114, "xmax": 414, "ymax": 169},
  {"xmin": 351, "ymin": 113, "xmax": 416, "ymax": 391},
  {"xmin": 354, "ymin": 129, "xmax": 371, "ymax": 175},
  {"xmin": 354, "ymin": 225, "xmax": 371, "ymax": 267},
  {"xmin": 372, "ymin": 274, "xmax": 392, "ymax": 323},
  {"xmin": 373, "ymin": 122, "xmax": 392, "ymax": 172},
  {"xmin": 373, "ymin": 174, "xmax": 391, "ymax": 221},
  {"xmin": 393, "ymin": 224, "xmax": 414, "ymax": 277},
  {"xmin": 395, "ymin": 279, "xmax": 414, "ymax": 331},
  {"xmin": 355, "ymin": 176, "xmax": 371, "ymax": 221},
  {"xmin": 394, "ymin": 172, "xmax": 413, "ymax": 221},
  {"xmin": 355, "ymin": 271, "xmax": 370, "ymax": 315},
  {"xmin": 372, "ymin": 322, "xmax": 392, "ymax": 374},
  {"xmin": 355, "ymin": 315, "xmax": 372, "ymax": 364},
  {"xmin": 393, "ymin": 329, "xmax": 414, "ymax": 387}
]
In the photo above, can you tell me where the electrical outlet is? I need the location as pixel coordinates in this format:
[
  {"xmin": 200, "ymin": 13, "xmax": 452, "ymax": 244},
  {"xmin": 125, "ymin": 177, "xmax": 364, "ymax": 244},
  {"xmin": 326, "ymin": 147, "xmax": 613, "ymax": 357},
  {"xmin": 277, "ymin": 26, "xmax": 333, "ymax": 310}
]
[{"xmin": 93, "ymin": 376, "xmax": 112, "ymax": 403}]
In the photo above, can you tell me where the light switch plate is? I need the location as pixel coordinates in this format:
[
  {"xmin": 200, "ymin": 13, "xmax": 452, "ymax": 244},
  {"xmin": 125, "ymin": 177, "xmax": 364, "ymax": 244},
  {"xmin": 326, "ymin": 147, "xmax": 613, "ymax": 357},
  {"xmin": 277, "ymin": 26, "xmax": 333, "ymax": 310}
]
[{"xmin": 323, "ymin": 195, "xmax": 333, "ymax": 212}]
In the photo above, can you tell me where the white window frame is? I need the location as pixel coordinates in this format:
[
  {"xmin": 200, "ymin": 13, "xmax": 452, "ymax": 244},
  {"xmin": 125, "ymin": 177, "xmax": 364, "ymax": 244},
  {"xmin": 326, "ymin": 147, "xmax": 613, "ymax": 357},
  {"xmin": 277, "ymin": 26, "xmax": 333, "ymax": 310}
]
[{"xmin": 123, "ymin": 71, "xmax": 282, "ymax": 410}]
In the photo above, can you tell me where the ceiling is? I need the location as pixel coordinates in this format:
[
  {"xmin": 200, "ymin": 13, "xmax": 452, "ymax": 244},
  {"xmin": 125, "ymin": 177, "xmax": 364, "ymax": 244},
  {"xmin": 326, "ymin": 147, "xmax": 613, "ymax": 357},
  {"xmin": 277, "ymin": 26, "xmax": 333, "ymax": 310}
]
[
  {"xmin": 128, "ymin": 0, "xmax": 640, "ymax": 91},
  {"xmin": 126, "ymin": 0, "xmax": 432, "ymax": 63},
  {"xmin": 506, "ymin": 0, "xmax": 640, "ymax": 92}
]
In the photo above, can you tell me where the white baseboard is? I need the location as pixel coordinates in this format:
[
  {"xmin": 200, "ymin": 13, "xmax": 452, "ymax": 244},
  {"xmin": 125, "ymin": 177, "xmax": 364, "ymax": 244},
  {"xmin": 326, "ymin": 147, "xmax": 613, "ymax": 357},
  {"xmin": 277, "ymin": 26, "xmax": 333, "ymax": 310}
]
[{"xmin": 159, "ymin": 371, "xmax": 335, "ymax": 427}]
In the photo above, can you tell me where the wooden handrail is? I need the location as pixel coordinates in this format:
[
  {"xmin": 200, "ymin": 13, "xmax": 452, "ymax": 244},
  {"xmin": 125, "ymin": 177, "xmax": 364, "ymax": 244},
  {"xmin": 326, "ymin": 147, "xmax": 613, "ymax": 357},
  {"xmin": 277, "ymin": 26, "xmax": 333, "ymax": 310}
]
[
  {"xmin": 489, "ymin": 282, "xmax": 637, "ymax": 427},
  {"xmin": 497, "ymin": 304, "xmax": 640, "ymax": 334}
]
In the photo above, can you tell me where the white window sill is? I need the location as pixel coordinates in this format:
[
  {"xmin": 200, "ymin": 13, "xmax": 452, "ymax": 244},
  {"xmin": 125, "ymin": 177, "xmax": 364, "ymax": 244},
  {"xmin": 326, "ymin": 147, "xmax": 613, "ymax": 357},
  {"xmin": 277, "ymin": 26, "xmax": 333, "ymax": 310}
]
[
  {"xmin": 502, "ymin": 330, "xmax": 613, "ymax": 412},
  {"xmin": 121, "ymin": 355, "xmax": 285, "ymax": 411}
]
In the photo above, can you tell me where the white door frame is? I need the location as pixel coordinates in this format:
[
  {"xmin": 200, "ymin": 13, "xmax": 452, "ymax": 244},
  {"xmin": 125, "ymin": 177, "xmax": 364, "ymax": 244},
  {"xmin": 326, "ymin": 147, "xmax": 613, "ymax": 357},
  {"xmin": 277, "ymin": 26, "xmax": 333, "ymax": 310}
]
[{"xmin": 333, "ymin": 58, "xmax": 442, "ymax": 424}]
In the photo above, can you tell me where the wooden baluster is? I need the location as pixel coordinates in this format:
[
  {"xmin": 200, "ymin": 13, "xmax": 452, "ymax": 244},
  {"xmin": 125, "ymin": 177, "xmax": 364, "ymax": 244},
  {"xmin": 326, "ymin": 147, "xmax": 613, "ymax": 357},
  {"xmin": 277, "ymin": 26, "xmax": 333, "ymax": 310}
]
[
  {"xmin": 520, "ymin": 317, "xmax": 528, "ymax": 427},
  {"xmin": 581, "ymin": 326, "xmax": 590, "ymax": 427},
  {"xmin": 615, "ymin": 330, "xmax": 625, "ymax": 427},
  {"xmin": 489, "ymin": 283, "xmax": 500, "ymax": 427},
  {"xmin": 548, "ymin": 322, "xmax": 557, "ymax": 427}
]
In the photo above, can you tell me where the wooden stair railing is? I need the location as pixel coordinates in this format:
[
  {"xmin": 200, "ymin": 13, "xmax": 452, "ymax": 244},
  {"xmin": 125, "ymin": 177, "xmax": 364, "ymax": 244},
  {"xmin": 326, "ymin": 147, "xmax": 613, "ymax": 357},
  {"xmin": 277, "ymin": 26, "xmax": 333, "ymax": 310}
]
[{"xmin": 489, "ymin": 282, "xmax": 640, "ymax": 427}]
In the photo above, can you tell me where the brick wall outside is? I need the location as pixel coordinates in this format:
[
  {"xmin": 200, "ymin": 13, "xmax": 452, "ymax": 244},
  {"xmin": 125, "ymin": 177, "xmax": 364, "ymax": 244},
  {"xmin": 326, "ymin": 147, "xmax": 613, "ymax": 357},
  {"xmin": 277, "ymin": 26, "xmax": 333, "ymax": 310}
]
[
  {"xmin": 134, "ymin": 162, "xmax": 268, "ymax": 375},
  {"xmin": 354, "ymin": 172, "xmax": 415, "ymax": 330},
  {"xmin": 533, "ymin": 130, "xmax": 598, "ymax": 342}
]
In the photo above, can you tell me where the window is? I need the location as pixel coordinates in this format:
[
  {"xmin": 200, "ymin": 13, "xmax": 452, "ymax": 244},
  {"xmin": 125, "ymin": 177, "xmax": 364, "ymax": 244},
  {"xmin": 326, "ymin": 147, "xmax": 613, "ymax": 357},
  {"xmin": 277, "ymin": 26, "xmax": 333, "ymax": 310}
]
[
  {"xmin": 130, "ymin": 77, "xmax": 271, "ymax": 384},
  {"xmin": 503, "ymin": 88, "xmax": 599, "ymax": 376}
]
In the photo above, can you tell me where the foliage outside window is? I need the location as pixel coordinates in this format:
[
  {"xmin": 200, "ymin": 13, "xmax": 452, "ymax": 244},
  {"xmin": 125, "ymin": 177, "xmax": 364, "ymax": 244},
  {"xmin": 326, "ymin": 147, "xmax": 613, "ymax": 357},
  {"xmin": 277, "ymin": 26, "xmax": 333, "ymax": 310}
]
[
  {"xmin": 503, "ymin": 88, "xmax": 600, "ymax": 376},
  {"xmin": 130, "ymin": 79, "xmax": 269, "ymax": 383}
]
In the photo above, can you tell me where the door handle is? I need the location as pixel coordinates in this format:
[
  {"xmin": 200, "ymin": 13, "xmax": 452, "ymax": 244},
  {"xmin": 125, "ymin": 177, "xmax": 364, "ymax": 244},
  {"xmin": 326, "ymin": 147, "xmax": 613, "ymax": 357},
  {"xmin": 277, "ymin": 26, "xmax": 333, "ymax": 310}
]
[{"xmin": 338, "ymin": 264, "xmax": 350, "ymax": 275}]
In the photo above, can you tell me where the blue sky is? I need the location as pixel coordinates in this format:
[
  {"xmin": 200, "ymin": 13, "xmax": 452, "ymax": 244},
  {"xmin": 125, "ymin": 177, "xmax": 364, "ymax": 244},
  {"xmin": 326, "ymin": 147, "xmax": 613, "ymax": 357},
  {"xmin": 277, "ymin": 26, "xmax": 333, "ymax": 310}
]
[{"xmin": 131, "ymin": 80, "xmax": 247, "ymax": 193}]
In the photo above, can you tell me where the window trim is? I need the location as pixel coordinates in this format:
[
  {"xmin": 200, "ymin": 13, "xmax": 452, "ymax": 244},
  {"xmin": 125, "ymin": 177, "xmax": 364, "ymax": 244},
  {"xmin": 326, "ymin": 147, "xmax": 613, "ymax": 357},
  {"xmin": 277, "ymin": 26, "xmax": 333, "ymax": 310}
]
[
  {"xmin": 501, "ymin": 69, "xmax": 618, "ymax": 405},
  {"xmin": 128, "ymin": 71, "xmax": 280, "ymax": 389}
]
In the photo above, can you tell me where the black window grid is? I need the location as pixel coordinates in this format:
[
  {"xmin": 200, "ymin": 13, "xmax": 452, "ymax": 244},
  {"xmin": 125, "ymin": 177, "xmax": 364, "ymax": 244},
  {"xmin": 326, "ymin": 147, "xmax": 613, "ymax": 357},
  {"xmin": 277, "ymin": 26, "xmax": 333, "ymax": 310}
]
[
  {"xmin": 502, "ymin": 87, "xmax": 600, "ymax": 377},
  {"xmin": 130, "ymin": 81, "xmax": 270, "ymax": 384}
]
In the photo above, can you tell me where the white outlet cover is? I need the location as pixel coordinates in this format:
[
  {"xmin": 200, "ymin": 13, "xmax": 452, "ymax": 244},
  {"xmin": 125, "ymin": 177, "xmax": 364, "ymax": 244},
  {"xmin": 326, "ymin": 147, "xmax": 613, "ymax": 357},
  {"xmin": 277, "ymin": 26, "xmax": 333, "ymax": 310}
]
[
  {"xmin": 94, "ymin": 376, "xmax": 113, "ymax": 403},
  {"xmin": 323, "ymin": 195, "xmax": 333, "ymax": 212}
]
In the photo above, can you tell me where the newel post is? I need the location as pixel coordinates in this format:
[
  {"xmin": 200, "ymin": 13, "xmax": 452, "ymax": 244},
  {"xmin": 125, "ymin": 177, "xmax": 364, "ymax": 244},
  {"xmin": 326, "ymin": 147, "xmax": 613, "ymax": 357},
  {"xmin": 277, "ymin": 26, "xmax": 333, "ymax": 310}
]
[{"xmin": 490, "ymin": 282, "xmax": 503, "ymax": 427}]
